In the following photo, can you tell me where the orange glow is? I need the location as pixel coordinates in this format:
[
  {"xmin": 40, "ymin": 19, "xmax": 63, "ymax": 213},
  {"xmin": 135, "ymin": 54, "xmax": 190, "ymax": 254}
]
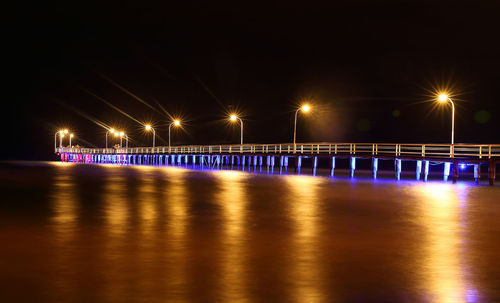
[
  {"xmin": 301, "ymin": 104, "xmax": 311, "ymax": 112},
  {"xmin": 412, "ymin": 183, "xmax": 470, "ymax": 302},
  {"xmin": 438, "ymin": 94, "xmax": 449, "ymax": 102}
]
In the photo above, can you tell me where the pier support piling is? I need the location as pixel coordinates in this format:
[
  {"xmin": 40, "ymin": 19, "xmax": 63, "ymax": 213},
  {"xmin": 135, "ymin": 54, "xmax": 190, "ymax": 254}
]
[
  {"xmin": 474, "ymin": 164, "xmax": 480, "ymax": 183},
  {"xmin": 372, "ymin": 158, "xmax": 378, "ymax": 179},
  {"xmin": 416, "ymin": 160, "xmax": 422, "ymax": 181},
  {"xmin": 489, "ymin": 160, "xmax": 496, "ymax": 186},
  {"xmin": 330, "ymin": 157, "xmax": 336, "ymax": 177},
  {"xmin": 395, "ymin": 159, "xmax": 402, "ymax": 180},
  {"xmin": 313, "ymin": 156, "xmax": 318, "ymax": 176},
  {"xmin": 452, "ymin": 161, "xmax": 459, "ymax": 183},
  {"xmin": 329, "ymin": 157, "xmax": 336, "ymax": 177},
  {"xmin": 423, "ymin": 160, "xmax": 429, "ymax": 181},
  {"xmin": 350, "ymin": 157, "xmax": 356, "ymax": 178},
  {"xmin": 296, "ymin": 156, "xmax": 302, "ymax": 173},
  {"xmin": 443, "ymin": 162, "xmax": 451, "ymax": 182}
]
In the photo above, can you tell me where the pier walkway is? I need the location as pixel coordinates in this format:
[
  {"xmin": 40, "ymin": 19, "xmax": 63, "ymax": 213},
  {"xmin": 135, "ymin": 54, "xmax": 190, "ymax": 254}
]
[{"xmin": 57, "ymin": 142, "xmax": 500, "ymax": 185}]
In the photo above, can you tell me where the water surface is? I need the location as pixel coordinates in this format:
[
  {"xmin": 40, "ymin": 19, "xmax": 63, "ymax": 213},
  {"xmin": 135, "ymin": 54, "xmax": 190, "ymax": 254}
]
[{"xmin": 0, "ymin": 161, "xmax": 499, "ymax": 302}]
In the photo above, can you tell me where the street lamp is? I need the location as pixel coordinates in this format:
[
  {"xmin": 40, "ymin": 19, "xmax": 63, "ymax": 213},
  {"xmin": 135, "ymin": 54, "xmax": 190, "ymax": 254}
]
[
  {"xmin": 293, "ymin": 104, "xmax": 311, "ymax": 151},
  {"xmin": 54, "ymin": 129, "xmax": 67, "ymax": 151},
  {"xmin": 105, "ymin": 128, "xmax": 115, "ymax": 149},
  {"xmin": 58, "ymin": 129, "xmax": 69, "ymax": 148},
  {"xmin": 113, "ymin": 132, "xmax": 119, "ymax": 148},
  {"xmin": 168, "ymin": 120, "xmax": 181, "ymax": 148},
  {"xmin": 230, "ymin": 114, "xmax": 243, "ymax": 145},
  {"xmin": 69, "ymin": 134, "xmax": 74, "ymax": 147},
  {"xmin": 437, "ymin": 94, "xmax": 456, "ymax": 145},
  {"xmin": 119, "ymin": 131, "xmax": 124, "ymax": 148},
  {"xmin": 145, "ymin": 124, "xmax": 155, "ymax": 147}
]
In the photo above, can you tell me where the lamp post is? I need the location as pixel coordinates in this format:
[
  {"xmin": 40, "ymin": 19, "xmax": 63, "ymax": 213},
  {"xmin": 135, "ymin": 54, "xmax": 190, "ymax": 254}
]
[
  {"xmin": 230, "ymin": 114, "xmax": 243, "ymax": 145},
  {"xmin": 125, "ymin": 134, "xmax": 129, "ymax": 148},
  {"xmin": 119, "ymin": 131, "xmax": 124, "ymax": 148},
  {"xmin": 168, "ymin": 120, "xmax": 181, "ymax": 148},
  {"xmin": 114, "ymin": 132, "xmax": 119, "ymax": 148},
  {"xmin": 438, "ymin": 94, "xmax": 456, "ymax": 145},
  {"xmin": 59, "ymin": 129, "xmax": 68, "ymax": 148},
  {"xmin": 145, "ymin": 125, "xmax": 155, "ymax": 147},
  {"xmin": 54, "ymin": 131, "xmax": 59, "ymax": 151},
  {"xmin": 293, "ymin": 104, "xmax": 311, "ymax": 152},
  {"xmin": 106, "ymin": 128, "xmax": 115, "ymax": 149},
  {"xmin": 69, "ymin": 134, "xmax": 74, "ymax": 147},
  {"xmin": 54, "ymin": 129, "xmax": 66, "ymax": 151}
]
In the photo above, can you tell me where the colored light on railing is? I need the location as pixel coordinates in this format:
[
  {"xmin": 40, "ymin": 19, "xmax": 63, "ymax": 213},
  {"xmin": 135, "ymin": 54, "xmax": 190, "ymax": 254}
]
[{"xmin": 460, "ymin": 164, "xmax": 466, "ymax": 170}]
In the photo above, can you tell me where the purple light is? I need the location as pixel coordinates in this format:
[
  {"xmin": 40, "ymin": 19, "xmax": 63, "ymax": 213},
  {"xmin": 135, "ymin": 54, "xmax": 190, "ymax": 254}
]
[{"xmin": 460, "ymin": 164, "xmax": 466, "ymax": 170}]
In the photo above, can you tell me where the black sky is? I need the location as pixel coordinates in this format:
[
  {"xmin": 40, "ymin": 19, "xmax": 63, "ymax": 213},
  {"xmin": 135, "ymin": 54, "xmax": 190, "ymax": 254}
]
[{"xmin": 4, "ymin": 1, "xmax": 500, "ymax": 160}]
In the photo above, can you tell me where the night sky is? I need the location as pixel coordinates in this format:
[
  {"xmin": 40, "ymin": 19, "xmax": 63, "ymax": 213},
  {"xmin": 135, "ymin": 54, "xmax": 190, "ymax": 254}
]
[{"xmin": 4, "ymin": 1, "xmax": 500, "ymax": 160}]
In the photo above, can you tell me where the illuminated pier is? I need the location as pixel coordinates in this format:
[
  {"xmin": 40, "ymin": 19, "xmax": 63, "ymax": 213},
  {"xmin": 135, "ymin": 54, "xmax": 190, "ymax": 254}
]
[{"xmin": 57, "ymin": 143, "xmax": 499, "ymax": 185}]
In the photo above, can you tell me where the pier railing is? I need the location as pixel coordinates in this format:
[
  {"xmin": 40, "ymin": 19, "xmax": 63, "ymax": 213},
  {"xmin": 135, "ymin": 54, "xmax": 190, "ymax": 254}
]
[{"xmin": 58, "ymin": 143, "xmax": 500, "ymax": 159}]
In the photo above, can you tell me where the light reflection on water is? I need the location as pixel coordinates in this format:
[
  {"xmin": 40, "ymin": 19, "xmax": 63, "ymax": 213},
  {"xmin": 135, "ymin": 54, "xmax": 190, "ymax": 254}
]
[
  {"xmin": 412, "ymin": 183, "xmax": 475, "ymax": 303},
  {"xmin": 285, "ymin": 175, "xmax": 325, "ymax": 302},
  {"xmin": 215, "ymin": 170, "xmax": 249, "ymax": 302},
  {"xmin": 51, "ymin": 173, "xmax": 78, "ymax": 233},
  {"xmin": 162, "ymin": 168, "xmax": 189, "ymax": 301},
  {"xmin": 1, "ymin": 162, "xmax": 500, "ymax": 302},
  {"xmin": 50, "ymin": 168, "xmax": 78, "ymax": 300}
]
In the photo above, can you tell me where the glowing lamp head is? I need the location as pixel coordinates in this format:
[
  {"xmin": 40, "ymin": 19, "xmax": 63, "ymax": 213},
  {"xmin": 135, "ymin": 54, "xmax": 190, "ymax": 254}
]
[
  {"xmin": 114, "ymin": 132, "xmax": 119, "ymax": 137},
  {"xmin": 301, "ymin": 104, "xmax": 311, "ymax": 112},
  {"xmin": 174, "ymin": 120, "xmax": 181, "ymax": 126},
  {"xmin": 230, "ymin": 114, "xmax": 238, "ymax": 121},
  {"xmin": 145, "ymin": 125, "xmax": 152, "ymax": 131},
  {"xmin": 70, "ymin": 134, "xmax": 74, "ymax": 138},
  {"xmin": 60, "ymin": 134, "xmax": 65, "ymax": 138},
  {"xmin": 119, "ymin": 131, "xmax": 124, "ymax": 137},
  {"xmin": 59, "ymin": 130, "xmax": 64, "ymax": 134},
  {"xmin": 64, "ymin": 129, "xmax": 69, "ymax": 134},
  {"xmin": 110, "ymin": 128, "xmax": 115, "ymax": 134},
  {"xmin": 438, "ymin": 94, "xmax": 448, "ymax": 102}
]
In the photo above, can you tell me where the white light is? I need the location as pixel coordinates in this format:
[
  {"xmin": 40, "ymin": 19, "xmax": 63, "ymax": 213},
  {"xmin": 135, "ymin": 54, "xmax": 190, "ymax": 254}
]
[{"xmin": 438, "ymin": 94, "xmax": 448, "ymax": 102}]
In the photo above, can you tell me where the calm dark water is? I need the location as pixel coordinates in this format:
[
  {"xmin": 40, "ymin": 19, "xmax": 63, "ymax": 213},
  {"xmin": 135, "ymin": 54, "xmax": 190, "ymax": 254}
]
[{"xmin": 1, "ymin": 161, "xmax": 500, "ymax": 302}]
